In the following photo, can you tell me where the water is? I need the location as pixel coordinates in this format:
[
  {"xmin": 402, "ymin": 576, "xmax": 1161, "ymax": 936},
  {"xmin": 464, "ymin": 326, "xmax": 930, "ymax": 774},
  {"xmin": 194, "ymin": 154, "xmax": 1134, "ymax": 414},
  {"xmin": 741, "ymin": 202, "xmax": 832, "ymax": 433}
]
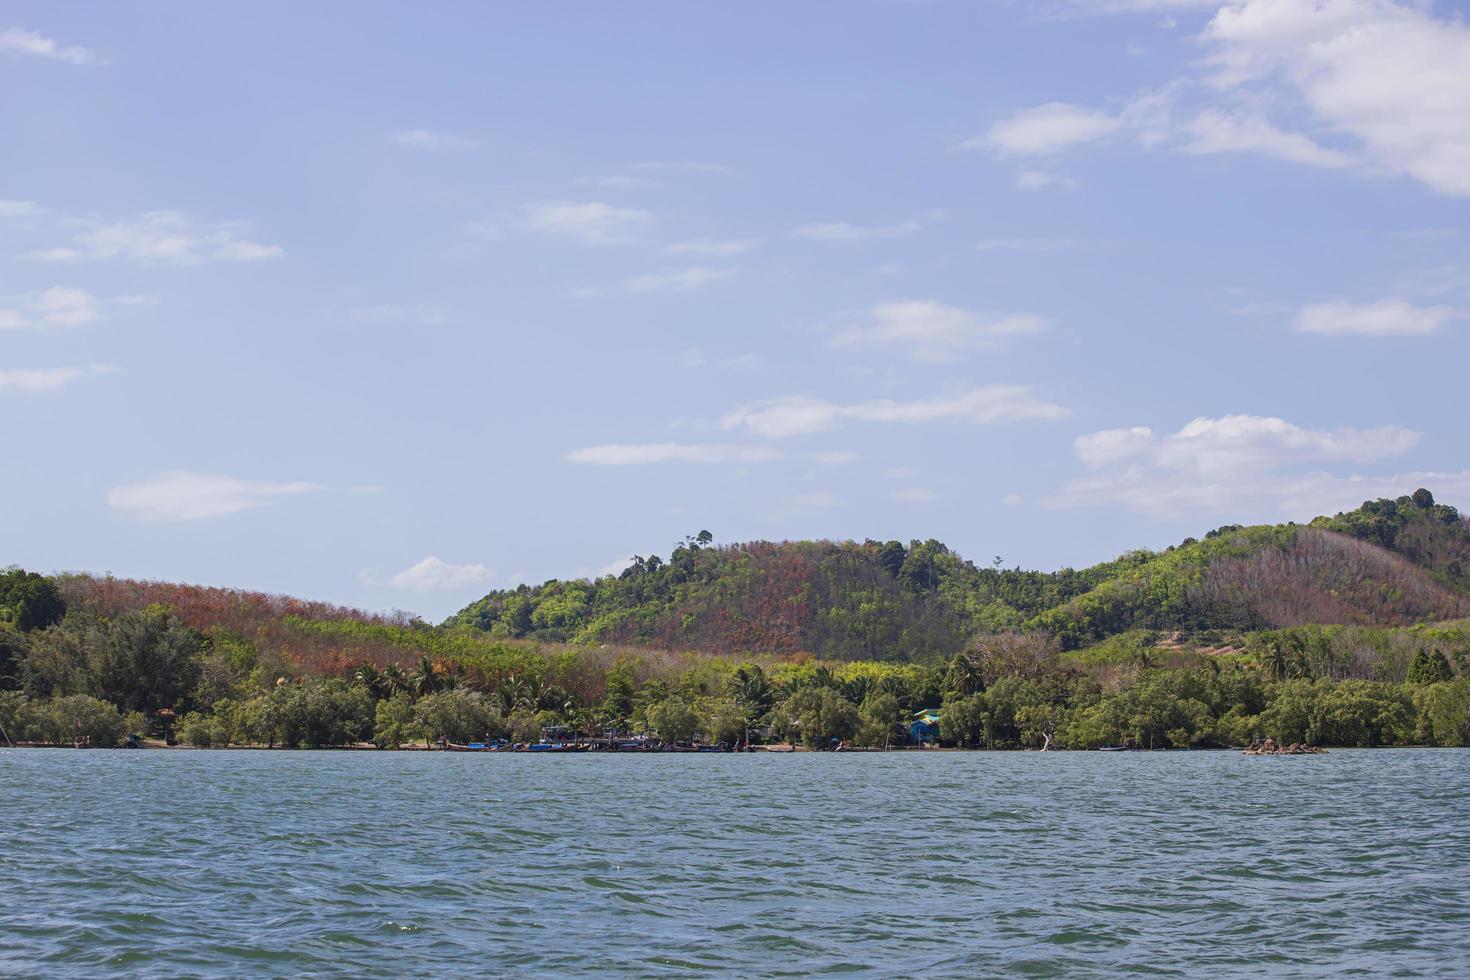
[{"xmin": 2, "ymin": 749, "xmax": 1468, "ymax": 977}]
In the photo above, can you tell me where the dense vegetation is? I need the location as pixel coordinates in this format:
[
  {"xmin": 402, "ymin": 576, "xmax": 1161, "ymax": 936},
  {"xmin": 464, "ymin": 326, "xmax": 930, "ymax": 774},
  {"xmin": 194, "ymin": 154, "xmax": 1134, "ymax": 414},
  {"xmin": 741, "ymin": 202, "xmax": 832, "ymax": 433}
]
[{"xmin": 1, "ymin": 491, "xmax": 1467, "ymax": 751}]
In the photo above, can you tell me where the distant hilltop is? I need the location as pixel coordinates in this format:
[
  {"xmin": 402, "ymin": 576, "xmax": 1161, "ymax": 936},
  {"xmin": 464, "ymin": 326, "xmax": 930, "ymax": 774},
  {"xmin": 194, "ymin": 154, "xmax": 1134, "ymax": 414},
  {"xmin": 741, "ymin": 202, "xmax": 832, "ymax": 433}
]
[{"xmin": 448, "ymin": 490, "xmax": 1470, "ymax": 660}]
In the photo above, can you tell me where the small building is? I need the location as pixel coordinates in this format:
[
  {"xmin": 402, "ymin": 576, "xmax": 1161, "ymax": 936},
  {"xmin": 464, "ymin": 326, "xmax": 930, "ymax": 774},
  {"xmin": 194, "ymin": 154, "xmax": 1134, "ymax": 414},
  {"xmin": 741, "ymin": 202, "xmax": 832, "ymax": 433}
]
[{"xmin": 910, "ymin": 708, "xmax": 941, "ymax": 744}]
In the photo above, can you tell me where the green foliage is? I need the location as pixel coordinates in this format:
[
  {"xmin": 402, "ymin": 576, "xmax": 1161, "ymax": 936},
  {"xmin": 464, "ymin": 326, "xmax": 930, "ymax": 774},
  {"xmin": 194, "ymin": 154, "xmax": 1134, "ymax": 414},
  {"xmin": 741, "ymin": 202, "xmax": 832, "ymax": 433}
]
[
  {"xmin": 856, "ymin": 691, "xmax": 904, "ymax": 748},
  {"xmin": 772, "ymin": 687, "xmax": 859, "ymax": 749},
  {"xmin": 413, "ymin": 689, "xmax": 502, "ymax": 744},
  {"xmin": 646, "ymin": 697, "xmax": 698, "ymax": 744},
  {"xmin": 0, "ymin": 568, "xmax": 66, "ymax": 633},
  {"xmin": 1407, "ymin": 649, "xmax": 1454, "ymax": 684}
]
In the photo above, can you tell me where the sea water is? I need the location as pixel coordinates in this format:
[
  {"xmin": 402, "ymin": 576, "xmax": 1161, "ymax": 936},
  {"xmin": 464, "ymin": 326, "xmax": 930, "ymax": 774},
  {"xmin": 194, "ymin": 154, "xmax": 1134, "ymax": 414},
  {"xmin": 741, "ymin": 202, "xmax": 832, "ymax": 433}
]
[{"xmin": 3, "ymin": 748, "xmax": 1468, "ymax": 976}]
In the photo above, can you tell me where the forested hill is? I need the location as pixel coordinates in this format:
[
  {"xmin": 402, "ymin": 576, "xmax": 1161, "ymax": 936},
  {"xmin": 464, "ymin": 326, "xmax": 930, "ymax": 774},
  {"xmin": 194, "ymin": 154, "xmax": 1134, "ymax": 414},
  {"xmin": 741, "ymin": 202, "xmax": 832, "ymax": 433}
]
[{"xmin": 450, "ymin": 490, "xmax": 1470, "ymax": 660}]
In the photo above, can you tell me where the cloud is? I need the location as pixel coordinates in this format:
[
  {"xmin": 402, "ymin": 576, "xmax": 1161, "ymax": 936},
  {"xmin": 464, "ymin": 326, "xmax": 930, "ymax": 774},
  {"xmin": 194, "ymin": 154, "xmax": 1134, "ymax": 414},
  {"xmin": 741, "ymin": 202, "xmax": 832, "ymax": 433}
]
[
  {"xmin": 524, "ymin": 200, "xmax": 652, "ymax": 245},
  {"xmin": 722, "ymin": 386, "xmax": 1070, "ymax": 439},
  {"xmin": 664, "ymin": 237, "xmax": 756, "ymax": 257},
  {"xmin": 0, "ymin": 287, "xmax": 101, "ymax": 329},
  {"xmin": 0, "ymin": 364, "xmax": 118, "ymax": 392},
  {"xmin": 790, "ymin": 220, "xmax": 920, "ymax": 242},
  {"xmin": 565, "ymin": 442, "xmax": 781, "ymax": 465},
  {"xmin": 993, "ymin": 1, "xmax": 1470, "ymax": 196},
  {"xmin": 622, "ymin": 266, "xmax": 734, "ymax": 293},
  {"xmin": 1181, "ymin": 109, "xmax": 1355, "ymax": 168},
  {"xmin": 0, "ymin": 200, "xmax": 42, "ymax": 217},
  {"xmin": 894, "ymin": 487, "xmax": 939, "ymax": 503},
  {"xmin": 106, "ymin": 471, "xmax": 322, "ymax": 521},
  {"xmin": 974, "ymin": 102, "xmax": 1123, "ymax": 154},
  {"xmin": 388, "ymin": 556, "xmax": 495, "ymax": 591},
  {"xmin": 831, "ymin": 300, "xmax": 1047, "ymax": 361},
  {"xmin": 1049, "ymin": 414, "xmax": 1438, "ymax": 518},
  {"xmin": 1294, "ymin": 299, "xmax": 1454, "ymax": 336},
  {"xmin": 0, "ymin": 27, "xmax": 95, "ymax": 65},
  {"xmin": 29, "ymin": 210, "xmax": 283, "ymax": 263},
  {"xmin": 391, "ymin": 129, "xmax": 478, "ymax": 150},
  {"xmin": 1016, "ymin": 170, "xmax": 1079, "ymax": 190},
  {"xmin": 811, "ymin": 450, "xmax": 860, "ymax": 465}
]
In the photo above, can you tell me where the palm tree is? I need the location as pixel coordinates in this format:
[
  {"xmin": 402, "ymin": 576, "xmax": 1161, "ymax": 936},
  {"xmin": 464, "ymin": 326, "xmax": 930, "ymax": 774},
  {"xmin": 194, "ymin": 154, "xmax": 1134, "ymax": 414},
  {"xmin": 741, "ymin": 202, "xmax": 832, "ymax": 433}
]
[
  {"xmin": 947, "ymin": 650, "xmax": 985, "ymax": 696},
  {"xmin": 353, "ymin": 662, "xmax": 383, "ymax": 699},
  {"xmin": 409, "ymin": 656, "xmax": 438, "ymax": 699},
  {"xmin": 380, "ymin": 663, "xmax": 406, "ymax": 697}
]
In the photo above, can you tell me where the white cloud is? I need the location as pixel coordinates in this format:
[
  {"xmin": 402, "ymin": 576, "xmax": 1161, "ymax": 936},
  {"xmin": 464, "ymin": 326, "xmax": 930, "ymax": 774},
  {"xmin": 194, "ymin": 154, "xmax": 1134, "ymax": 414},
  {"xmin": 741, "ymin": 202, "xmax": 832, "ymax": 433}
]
[
  {"xmin": 974, "ymin": 102, "xmax": 1123, "ymax": 154},
  {"xmin": 1050, "ymin": 414, "xmax": 1436, "ymax": 518},
  {"xmin": 0, "ymin": 364, "xmax": 118, "ymax": 392},
  {"xmin": 1002, "ymin": 493, "xmax": 1025, "ymax": 505},
  {"xmin": 722, "ymin": 386, "xmax": 1070, "ymax": 439},
  {"xmin": 894, "ymin": 487, "xmax": 939, "ymax": 503},
  {"xmin": 981, "ymin": 1, "xmax": 1470, "ymax": 196},
  {"xmin": 29, "ymin": 210, "xmax": 283, "ymax": 264},
  {"xmin": 1181, "ymin": 109, "xmax": 1355, "ymax": 168},
  {"xmin": 623, "ymin": 266, "xmax": 734, "ymax": 293},
  {"xmin": 1294, "ymin": 299, "xmax": 1454, "ymax": 336},
  {"xmin": 390, "ymin": 129, "xmax": 479, "ymax": 150},
  {"xmin": 664, "ymin": 237, "xmax": 755, "ymax": 257},
  {"xmin": 106, "ymin": 471, "xmax": 322, "ymax": 521},
  {"xmin": 831, "ymin": 300, "xmax": 1047, "ymax": 361},
  {"xmin": 0, "ymin": 27, "xmax": 95, "ymax": 65},
  {"xmin": 0, "ymin": 200, "xmax": 42, "ymax": 217},
  {"xmin": 790, "ymin": 220, "xmax": 920, "ymax": 242},
  {"xmin": 811, "ymin": 450, "xmax": 860, "ymax": 465},
  {"xmin": 524, "ymin": 200, "xmax": 652, "ymax": 245},
  {"xmin": 0, "ymin": 287, "xmax": 101, "ymax": 329},
  {"xmin": 565, "ymin": 442, "xmax": 780, "ymax": 465},
  {"xmin": 389, "ymin": 556, "xmax": 495, "ymax": 591},
  {"xmin": 1016, "ymin": 170, "xmax": 1079, "ymax": 190}
]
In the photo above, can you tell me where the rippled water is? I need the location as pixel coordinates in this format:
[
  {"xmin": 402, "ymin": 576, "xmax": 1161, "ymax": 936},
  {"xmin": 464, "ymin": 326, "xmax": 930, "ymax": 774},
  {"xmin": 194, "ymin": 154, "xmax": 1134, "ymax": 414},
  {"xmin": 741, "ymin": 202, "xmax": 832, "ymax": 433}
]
[{"xmin": 3, "ymin": 749, "xmax": 1469, "ymax": 977}]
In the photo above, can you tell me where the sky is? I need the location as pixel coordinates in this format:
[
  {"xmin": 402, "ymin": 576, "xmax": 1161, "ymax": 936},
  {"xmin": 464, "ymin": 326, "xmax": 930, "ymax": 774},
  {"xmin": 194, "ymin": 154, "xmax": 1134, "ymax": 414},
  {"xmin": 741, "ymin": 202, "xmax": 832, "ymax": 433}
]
[{"xmin": 2, "ymin": 0, "xmax": 1468, "ymax": 620}]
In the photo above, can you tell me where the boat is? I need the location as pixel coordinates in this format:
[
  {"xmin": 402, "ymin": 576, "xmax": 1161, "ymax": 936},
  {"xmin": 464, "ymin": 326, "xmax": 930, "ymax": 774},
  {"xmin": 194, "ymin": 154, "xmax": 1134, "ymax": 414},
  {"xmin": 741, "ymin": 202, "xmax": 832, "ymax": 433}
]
[
  {"xmin": 440, "ymin": 740, "xmax": 487, "ymax": 752},
  {"xmin": 1098, "ymin": 745, "xmax": 1129, "ymax": 752}
]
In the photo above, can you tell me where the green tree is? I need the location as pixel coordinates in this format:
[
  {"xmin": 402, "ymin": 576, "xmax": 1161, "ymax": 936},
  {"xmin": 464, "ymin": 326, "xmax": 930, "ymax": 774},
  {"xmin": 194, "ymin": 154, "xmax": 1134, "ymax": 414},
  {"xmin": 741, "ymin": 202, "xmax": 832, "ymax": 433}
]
[
  {"xmin": 647, "ymin": 697, "xmax": 699, "ymax": 744},
  {"xmin": 856, "ymin": 691, "xmax": 904, "ymax": 748},
  {"xmin": 1407, "ymin": 649, "xmax": 1454, "ymax": 685},
  {"xmin": 0, "ymin": 569, "xmax": 66, "ymax": 633}
]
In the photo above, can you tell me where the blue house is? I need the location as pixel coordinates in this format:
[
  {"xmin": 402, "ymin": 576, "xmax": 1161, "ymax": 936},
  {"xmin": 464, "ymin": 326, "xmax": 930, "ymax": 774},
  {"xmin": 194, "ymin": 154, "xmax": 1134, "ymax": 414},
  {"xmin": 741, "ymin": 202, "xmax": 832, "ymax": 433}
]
[{"xmin": 910, "ymin": 708, "xmax": 941, "ymax": 744}]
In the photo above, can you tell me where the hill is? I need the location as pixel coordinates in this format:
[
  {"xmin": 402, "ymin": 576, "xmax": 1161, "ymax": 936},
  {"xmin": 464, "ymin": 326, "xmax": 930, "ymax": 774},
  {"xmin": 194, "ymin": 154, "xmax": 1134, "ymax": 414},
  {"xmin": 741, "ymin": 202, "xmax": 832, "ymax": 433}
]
[
  {"xmin": 3, "ymin": 490, "xmax": 1467, "ymax": 752},
  {"xmin": 451, "ymin": 490, "xmax": 1470, "ymax": 658}
]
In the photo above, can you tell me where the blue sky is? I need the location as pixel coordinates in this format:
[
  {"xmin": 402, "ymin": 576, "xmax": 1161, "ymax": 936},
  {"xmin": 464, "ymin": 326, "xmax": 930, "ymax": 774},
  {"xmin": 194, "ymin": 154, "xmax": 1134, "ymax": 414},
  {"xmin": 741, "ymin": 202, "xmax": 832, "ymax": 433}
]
[{"xmin": 3, "ymin": 0, "xmax": 1467, "ymax": 620}]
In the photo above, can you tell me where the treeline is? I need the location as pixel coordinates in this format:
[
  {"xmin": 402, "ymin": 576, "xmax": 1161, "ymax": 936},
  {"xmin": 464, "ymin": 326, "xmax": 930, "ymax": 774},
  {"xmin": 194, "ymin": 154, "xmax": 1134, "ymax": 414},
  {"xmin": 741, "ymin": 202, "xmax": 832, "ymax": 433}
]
[{"xmin": 4, "ymin": 559, "xmax": 1467, "ymax": 750}]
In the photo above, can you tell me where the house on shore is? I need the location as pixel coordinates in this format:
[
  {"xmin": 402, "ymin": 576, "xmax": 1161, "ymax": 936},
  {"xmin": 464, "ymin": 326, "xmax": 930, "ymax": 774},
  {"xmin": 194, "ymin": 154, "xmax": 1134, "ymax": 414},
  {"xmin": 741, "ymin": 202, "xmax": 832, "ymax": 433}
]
[{"xmin": 910, "ymin": 708, "xmax": 941, "ymax": 745}]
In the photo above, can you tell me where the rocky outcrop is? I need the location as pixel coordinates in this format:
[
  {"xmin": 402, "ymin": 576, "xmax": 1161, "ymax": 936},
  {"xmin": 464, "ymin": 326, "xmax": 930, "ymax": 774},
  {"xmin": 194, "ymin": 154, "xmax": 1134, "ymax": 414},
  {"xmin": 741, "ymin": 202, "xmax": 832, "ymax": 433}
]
[{"xmin": 1243, "ymin": 738, "xmax": 1328, "ymax": 756}]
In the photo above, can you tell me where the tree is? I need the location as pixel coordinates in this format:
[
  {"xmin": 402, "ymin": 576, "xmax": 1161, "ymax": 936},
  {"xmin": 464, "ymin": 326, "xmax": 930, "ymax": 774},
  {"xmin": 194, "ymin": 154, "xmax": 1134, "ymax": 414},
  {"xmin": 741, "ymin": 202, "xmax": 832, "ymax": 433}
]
[
  {"xmin": 0, "ymin": 569, "xmax": 66, "ymax": 633},
  {"xmin": 646, "ymin": 697, "xmax": 698, "ymax": 744},
  {"xmin": 1412, "ymin": 488, "xmax": 1435, "ymax": 509},
  {"xmin": 877, "ymin": 540, "xmax": 907, "ymax": 578},
  {"xmin": 699, "ymin": 697, "xmax": 745, "ymax": 747},
  {"xmin": 1407, "ymin": 649, "xmax": 1454, "ymax": 685},
  {"xmin": 775, "ymin": 688, "xmax": 859, "ymax": 749},
  {"xmin": 89, "ymin": 608, "xmax": 206, "ymax": 715},
  {"xmin": 856, "ymin": 692, "xmax": 904, "ymax": 749}
]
